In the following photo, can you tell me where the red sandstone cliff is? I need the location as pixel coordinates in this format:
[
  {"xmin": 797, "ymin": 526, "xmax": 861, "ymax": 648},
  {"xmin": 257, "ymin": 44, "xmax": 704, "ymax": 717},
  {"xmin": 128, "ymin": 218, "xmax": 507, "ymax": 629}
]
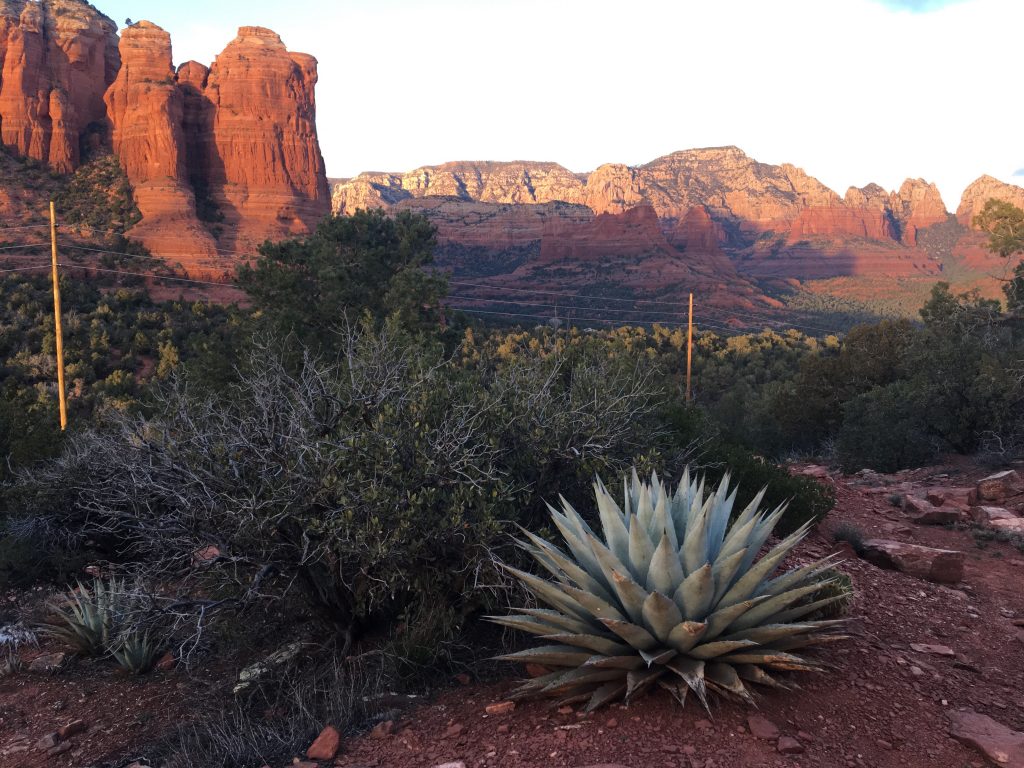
[
  {"xmin": 0, "ymin": 3, "xmax": 329, "ymax": 272},
  {"xmin": 104, "ymin": 22, "xmax": 217, "ymax": 267},
  {"xmin": 183, "ymin": 27, "xmax": 330, "ymax": 253},
  {"xmin": 0, "ymin": 0, "xmax": 119, "ymax": 172}
]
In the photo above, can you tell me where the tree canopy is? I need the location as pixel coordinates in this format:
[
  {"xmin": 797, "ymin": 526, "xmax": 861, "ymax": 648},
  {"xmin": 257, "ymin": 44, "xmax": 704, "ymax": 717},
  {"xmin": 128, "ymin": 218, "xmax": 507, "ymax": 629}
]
[{"xmin": 236, "ymin": 209, "xmax": 449, "ymax": 346}]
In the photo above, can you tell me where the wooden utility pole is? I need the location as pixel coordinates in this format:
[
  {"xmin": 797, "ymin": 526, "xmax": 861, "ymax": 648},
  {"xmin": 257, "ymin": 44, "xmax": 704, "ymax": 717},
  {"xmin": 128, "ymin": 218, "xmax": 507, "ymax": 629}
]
[
  {"xmin": 685, "ymin": 292, "xmax": 694, "ymax": 404},
  {"xmin": 49, "ymin": 201, "xmax": 67, "ymax": 431}
]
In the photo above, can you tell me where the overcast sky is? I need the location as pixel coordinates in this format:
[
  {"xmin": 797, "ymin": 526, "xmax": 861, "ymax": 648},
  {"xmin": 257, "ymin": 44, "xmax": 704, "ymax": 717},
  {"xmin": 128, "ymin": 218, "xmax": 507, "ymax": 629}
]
[{"xmin": 97, "ymin": 0, "xmax": 1021, "ymax": 207}]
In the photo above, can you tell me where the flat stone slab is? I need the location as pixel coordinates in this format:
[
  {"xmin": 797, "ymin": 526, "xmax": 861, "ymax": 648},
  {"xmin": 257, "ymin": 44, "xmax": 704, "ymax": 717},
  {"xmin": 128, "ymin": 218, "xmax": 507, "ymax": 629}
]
[
  {"xmin": 948, "ymin": 709, "xmax": 1024, "ymax": 767},
  {"xmin": 861, "ymin": 539, "xmax": 964, "ymax": 583}
]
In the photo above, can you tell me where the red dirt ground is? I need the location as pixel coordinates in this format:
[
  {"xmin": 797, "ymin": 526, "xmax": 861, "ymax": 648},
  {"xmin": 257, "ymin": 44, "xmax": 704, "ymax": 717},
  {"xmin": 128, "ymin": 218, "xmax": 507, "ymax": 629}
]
[{"xmin": 2, "ymin": 461, "xmax": 1023, "ymax": 768}]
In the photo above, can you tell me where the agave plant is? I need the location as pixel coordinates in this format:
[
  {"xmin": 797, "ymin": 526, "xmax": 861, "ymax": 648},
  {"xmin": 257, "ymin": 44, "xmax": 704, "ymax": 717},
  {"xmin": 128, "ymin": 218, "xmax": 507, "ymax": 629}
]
[
  {"xmin": 110, "ymin": 631, "xmax": 160, "ymax": 675},
  {"xmin": 38, "ymin": 579, "xmax": 121, "ymax": 655},
  {"xmin": 492, "ymin": 468, "xmax": 847, "ymax": 711}
]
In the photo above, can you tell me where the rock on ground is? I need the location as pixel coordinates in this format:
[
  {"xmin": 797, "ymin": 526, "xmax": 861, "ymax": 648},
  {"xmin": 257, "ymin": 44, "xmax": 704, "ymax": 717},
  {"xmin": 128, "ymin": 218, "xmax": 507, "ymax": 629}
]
[{"xmin": 948, "ymin": 709, "xmax": 1024, "ymax": 767}]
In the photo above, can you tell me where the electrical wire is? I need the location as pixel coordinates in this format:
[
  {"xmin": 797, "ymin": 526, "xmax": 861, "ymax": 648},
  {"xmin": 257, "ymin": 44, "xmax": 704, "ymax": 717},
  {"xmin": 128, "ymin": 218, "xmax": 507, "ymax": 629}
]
[
  {"xmin": 57, "ymin": 264, "xmax": 233, "ymax": 288},
  {"xmin": 0, "ymin": 264, "xmax": 51, "ymax": 275},
  {"xmin": 0, "ymin": 242, "xmax": 48, "ymax": 251},
  {"xmin": 0, "ymin": 223, "xmax": 50, "ymax": 231}
]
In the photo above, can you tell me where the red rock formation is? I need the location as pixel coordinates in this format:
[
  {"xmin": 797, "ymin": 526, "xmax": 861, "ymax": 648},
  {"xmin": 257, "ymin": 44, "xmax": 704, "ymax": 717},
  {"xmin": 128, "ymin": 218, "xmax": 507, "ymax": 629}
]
[
  {"xmin": 0, "ymin": 0, "xmax": 118, "ymax": 172},
  {"xmin": 957, "ymin": 176, "xmax": 1024, "ymax": 227},
  {"xmin": 104, "ymin": 22, "xmax": 217, "ymax": 268},
  {"xmin": 191, "ymin": 27, "xmax": 330, "ymax": 252},
  {"xmin": 891, "ymin": 179, "xmax": 948, "ymax": 246}
]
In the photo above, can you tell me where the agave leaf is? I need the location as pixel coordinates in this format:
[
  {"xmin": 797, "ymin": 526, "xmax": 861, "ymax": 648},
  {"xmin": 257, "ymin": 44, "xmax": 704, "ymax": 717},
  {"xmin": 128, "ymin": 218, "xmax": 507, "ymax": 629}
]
[
  {"xmin": 702, "ymin": 596, "xmax": 770, "ymax": 641},
  {"xmin": 666, "ymin": 656, "xmax": 708, "ymax": 708},
  {"xmin": 705, "ymin": 662, "xmax": 753, "ymax": 702},
  {"xmin": 658, "ymin": 678, "xmax": 689, "ymax": 706},
  {"xmin": 627, "ymin": 516, "xmax": 656, "ymax": 583},
  {"xmin": 717, "ymin": 515, "xmax": 759, "ymax": 564},
  {"xmin": 599, "ymin": 618, "xmax": 659, "ymax": 651},
  {"xmin": 549, "ymin": 506, "xmax": 606, "ymax": 586},
  {"xmin": 711, "ymin": 547, "xmax": 748, "ymax": 604},
  {"xmin": 497, "ymin": 645, "xmax": 594, "ymax": 667},
  {"xmin": 636, "ymin": 484, "xmax": 655, "ymax": 533},
  {"xmin": 705, "ymin": 478, "xmax": 737, "ymax": 562},
  {"xmin": 582, "ymin": 654, "xmax": 646, "ymax": 670},
  {"xmin": 737, "ymin": 506, "xmax": 789, "ymax": 574},
  {"xmin": 680, "ymin": 496, "xmax": 711, "ymax": 575},
  {"xmin": 487, "ymin": 615, "xmax": 569, "ymax": 637},
  {"xmin": 639, "ymin": 647, "xmax": 677, "ymax": 667},
  {"xmin": 728, "ymin": 582, "xmax": 827, "ymax": 632},
  {"xmin": 540, "ymin": 667, "xmax": 626, "ymax": 695},
  {"xmin": 736, "ymin": 663, "xmax": 789, "ymax": 689},
  {"xmin": 759, "ymin": 555, "xmax": 841, "ymax": 597},
  {"xmin": 607, "ymin": 567, "xmax": 650, "ymax": 626},
  {"xmin": 625, "ymin": 667, "xmax": 663, "ymax": 703},
  {"xmin": 651, "ymin": 488, "xmax": 678, "ymax": 552},
  {"xmin": 766, "ymin": 632, "xmax": 849, "ymax": 652},
  {"xmin": 768, "ymin": 595, "xmax": 848, "ymax": 625},
  {"xmin": 585, "ymin": 680, "xmax": 629, "ymax": 712},
  {"xmin": 641, "ymin": 591, "xmax": 683, "ymax": 642},
  {"xmin": 730, "ymin": 486, "xmax": 768, "ymax": 532},
  {"xmin": 517, "ymin": 528, "xmax": 617, "ymax": 603},
  {"xmin": 501, "ymin": 566, "xmax": 591, "ymax": 621},
  {"xmin": 595, "ymin": 479, "xmax": 630, "ymax": 563},
  {"xmin": 718, "ymin": 622, "xmax": 822, "ymax": 645},
  {"xmin": 666, "ymin": 620, "xmax": 707, "ymax": 654},
  {"xmin": 646, "ymin": 533, "xmax": 685, "ymax": 597},
  {"xmin": 721, "ymin": 650, "xmax": 821, "ymax": 669},
  {"xmin": 540, "ymin": 633, "xmax": 632, "ymax": 656},
  {"xmin": 559, "ymin": 582, "xmax": 627, "ymax": 624},
  {"xmin": 688, "ymin": 639, "xmax": 758, "ymax": 660},
  {"xmin": 674, "ymin": 563, "xmax": 714, "ymax": 619},
  {"xmin": 718, "ymin": 526, "xmax": 810, "ymax": 608},
  {"xmin": 517, "ymin": 608, "xmax": 595, "ymax": 635}
]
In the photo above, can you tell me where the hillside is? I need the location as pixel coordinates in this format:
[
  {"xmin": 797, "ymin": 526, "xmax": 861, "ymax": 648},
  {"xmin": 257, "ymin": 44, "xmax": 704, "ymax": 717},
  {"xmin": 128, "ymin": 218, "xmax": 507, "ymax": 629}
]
[{"xmin": 333, "ymin": 149, "xmax": 1019, "ymax": 327}]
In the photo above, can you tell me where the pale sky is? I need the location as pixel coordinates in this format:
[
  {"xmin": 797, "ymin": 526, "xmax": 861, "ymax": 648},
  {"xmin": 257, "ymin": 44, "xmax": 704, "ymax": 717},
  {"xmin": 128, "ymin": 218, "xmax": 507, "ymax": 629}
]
[{"xmin": 98, "ymin": 0, "xmax": 1021, "ymax": 207}]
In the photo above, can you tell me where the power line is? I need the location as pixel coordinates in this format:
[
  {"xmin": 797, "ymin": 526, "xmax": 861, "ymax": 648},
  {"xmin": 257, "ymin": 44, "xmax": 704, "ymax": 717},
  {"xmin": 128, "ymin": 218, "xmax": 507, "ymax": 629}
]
[
  {"xmin": 450, "ymin": 305, "xmax": 740, "ymax": 334},
  {"xmin": 0, "ymin": 242, "xmax": 49, "ymax": 251},
  {"xmin": 58, "ymin": 264, "xmax": 233, "ymax": 288},
  {"xmin": 0, "ymin": 264, "xmax": 51, "ymax": 275},
  {"xmin": 0, "ymin": 223, "xmax": 50, "ymax": 232}
]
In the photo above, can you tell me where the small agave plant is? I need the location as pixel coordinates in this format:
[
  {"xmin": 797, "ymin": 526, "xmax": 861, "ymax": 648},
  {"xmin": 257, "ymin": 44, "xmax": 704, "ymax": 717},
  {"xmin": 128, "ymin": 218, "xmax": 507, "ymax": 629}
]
[{"xmin": 491, "ymin": 469, "xmax": 848, "ymax": 711}]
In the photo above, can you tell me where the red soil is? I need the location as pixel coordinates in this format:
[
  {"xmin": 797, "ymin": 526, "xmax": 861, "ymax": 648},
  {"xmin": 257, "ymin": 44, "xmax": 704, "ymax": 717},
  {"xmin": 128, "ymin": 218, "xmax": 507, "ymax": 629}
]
[{"xmin": 2, "ymin": 463, "xmax": 1023, "ymax": 768}]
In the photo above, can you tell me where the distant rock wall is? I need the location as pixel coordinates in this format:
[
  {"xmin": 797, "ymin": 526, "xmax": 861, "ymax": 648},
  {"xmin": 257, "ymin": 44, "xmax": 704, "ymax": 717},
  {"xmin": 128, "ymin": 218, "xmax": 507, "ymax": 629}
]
[{"xmin": 332, "ymin": 147, "xmax": 958, "ymax": 283}]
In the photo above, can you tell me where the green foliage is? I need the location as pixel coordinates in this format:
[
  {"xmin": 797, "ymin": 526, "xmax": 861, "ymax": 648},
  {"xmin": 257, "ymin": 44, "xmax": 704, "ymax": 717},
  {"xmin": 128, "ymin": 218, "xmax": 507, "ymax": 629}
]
[
  {"xmin": 39, "ymin": 579, "xmax": 121, "ymax": 656},
  {"xmin": 54, "ymin": 154, "xmax": 141, "ymax": 233},
  {"xmin": 237, "ymin": 209, "xmax": 449, "ymax": 345},
  {"xmin": 831, "ymin": 523, "xmax": 866, "ymax": 555},
  {"xmin": 38, "ymin": 578, "xmax": 162, "ymax": 674},
  {"xmin": 494, "ymin": 469, "xmax": 846, "ymax": 711},
  {"xmin": 974, "ymin": 198, "xmax": 1024, "ymax": 259},
  {"xmin": 809, "ymin": 568, "xmax": 853, "ymax": 619},
  {"xmin": 10, "ymin": 321, "xmax": 668, "ymax": 652},
  {"xmin": 110, "ymin": 631, "xmax": 160, "ymax": 675},
  {"xmin": 837, "ymin": 382, "xmax": 936, "ymax": 472},
  {"xmin": 702, "ymin": 444, "xmax": 835, "ymax": 535}
]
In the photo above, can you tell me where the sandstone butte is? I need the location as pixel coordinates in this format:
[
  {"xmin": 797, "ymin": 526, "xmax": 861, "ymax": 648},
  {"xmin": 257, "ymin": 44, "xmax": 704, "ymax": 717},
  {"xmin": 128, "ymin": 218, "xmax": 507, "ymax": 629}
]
[{"xmin": 0, "ymin": 0, "xmax": 330, "ymax": 275}]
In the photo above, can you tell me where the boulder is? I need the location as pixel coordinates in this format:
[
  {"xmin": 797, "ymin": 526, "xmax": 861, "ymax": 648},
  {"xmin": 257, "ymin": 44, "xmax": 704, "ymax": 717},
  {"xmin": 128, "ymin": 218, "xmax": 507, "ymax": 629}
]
[
  {"xmin": 861, "ymin": 539, "xmax": 964, "ymax": 583},
  {"xmin": 990, "ymin": 518, "xmax": 1024, "ymax": 535},
  {"xmin": 971, "ymin": 506, "xmax": 1019, "ymax": 525},
  {"xmin": 925, "ymin": 487, "xmax": 974, "ymax": 507},
  {"xmin": 976, "ymin": 470, "xmax": 1024, "ymax": 502},
  {"xmin": 306, "ymin": 725, "xmax": 340, "ymax": 761},
  {"xmin": 28, "ymin": 652, "xmax": 66, "ymax": 673},
  {"xmin": 948, "ymin": 709, "xmax": 1024, "ymax": 767},
  {"xmin": 904, "ymin": 495, "xmax": 963, "ymax": 525}
]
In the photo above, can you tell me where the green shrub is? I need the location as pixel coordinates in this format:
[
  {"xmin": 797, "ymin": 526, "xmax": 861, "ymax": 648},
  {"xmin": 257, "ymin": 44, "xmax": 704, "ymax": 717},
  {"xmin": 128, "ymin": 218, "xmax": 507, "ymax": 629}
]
[
  {"xmin": 702, "ymin": 443, "xmax": 835, "ymax": 535},
  {"xmin": 832, "ymin": 523, "xmax": 866, "ymax": 555},
  {"xmin": 837, "ymin": 382, "xmax": 938, "ymax": 473}
]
